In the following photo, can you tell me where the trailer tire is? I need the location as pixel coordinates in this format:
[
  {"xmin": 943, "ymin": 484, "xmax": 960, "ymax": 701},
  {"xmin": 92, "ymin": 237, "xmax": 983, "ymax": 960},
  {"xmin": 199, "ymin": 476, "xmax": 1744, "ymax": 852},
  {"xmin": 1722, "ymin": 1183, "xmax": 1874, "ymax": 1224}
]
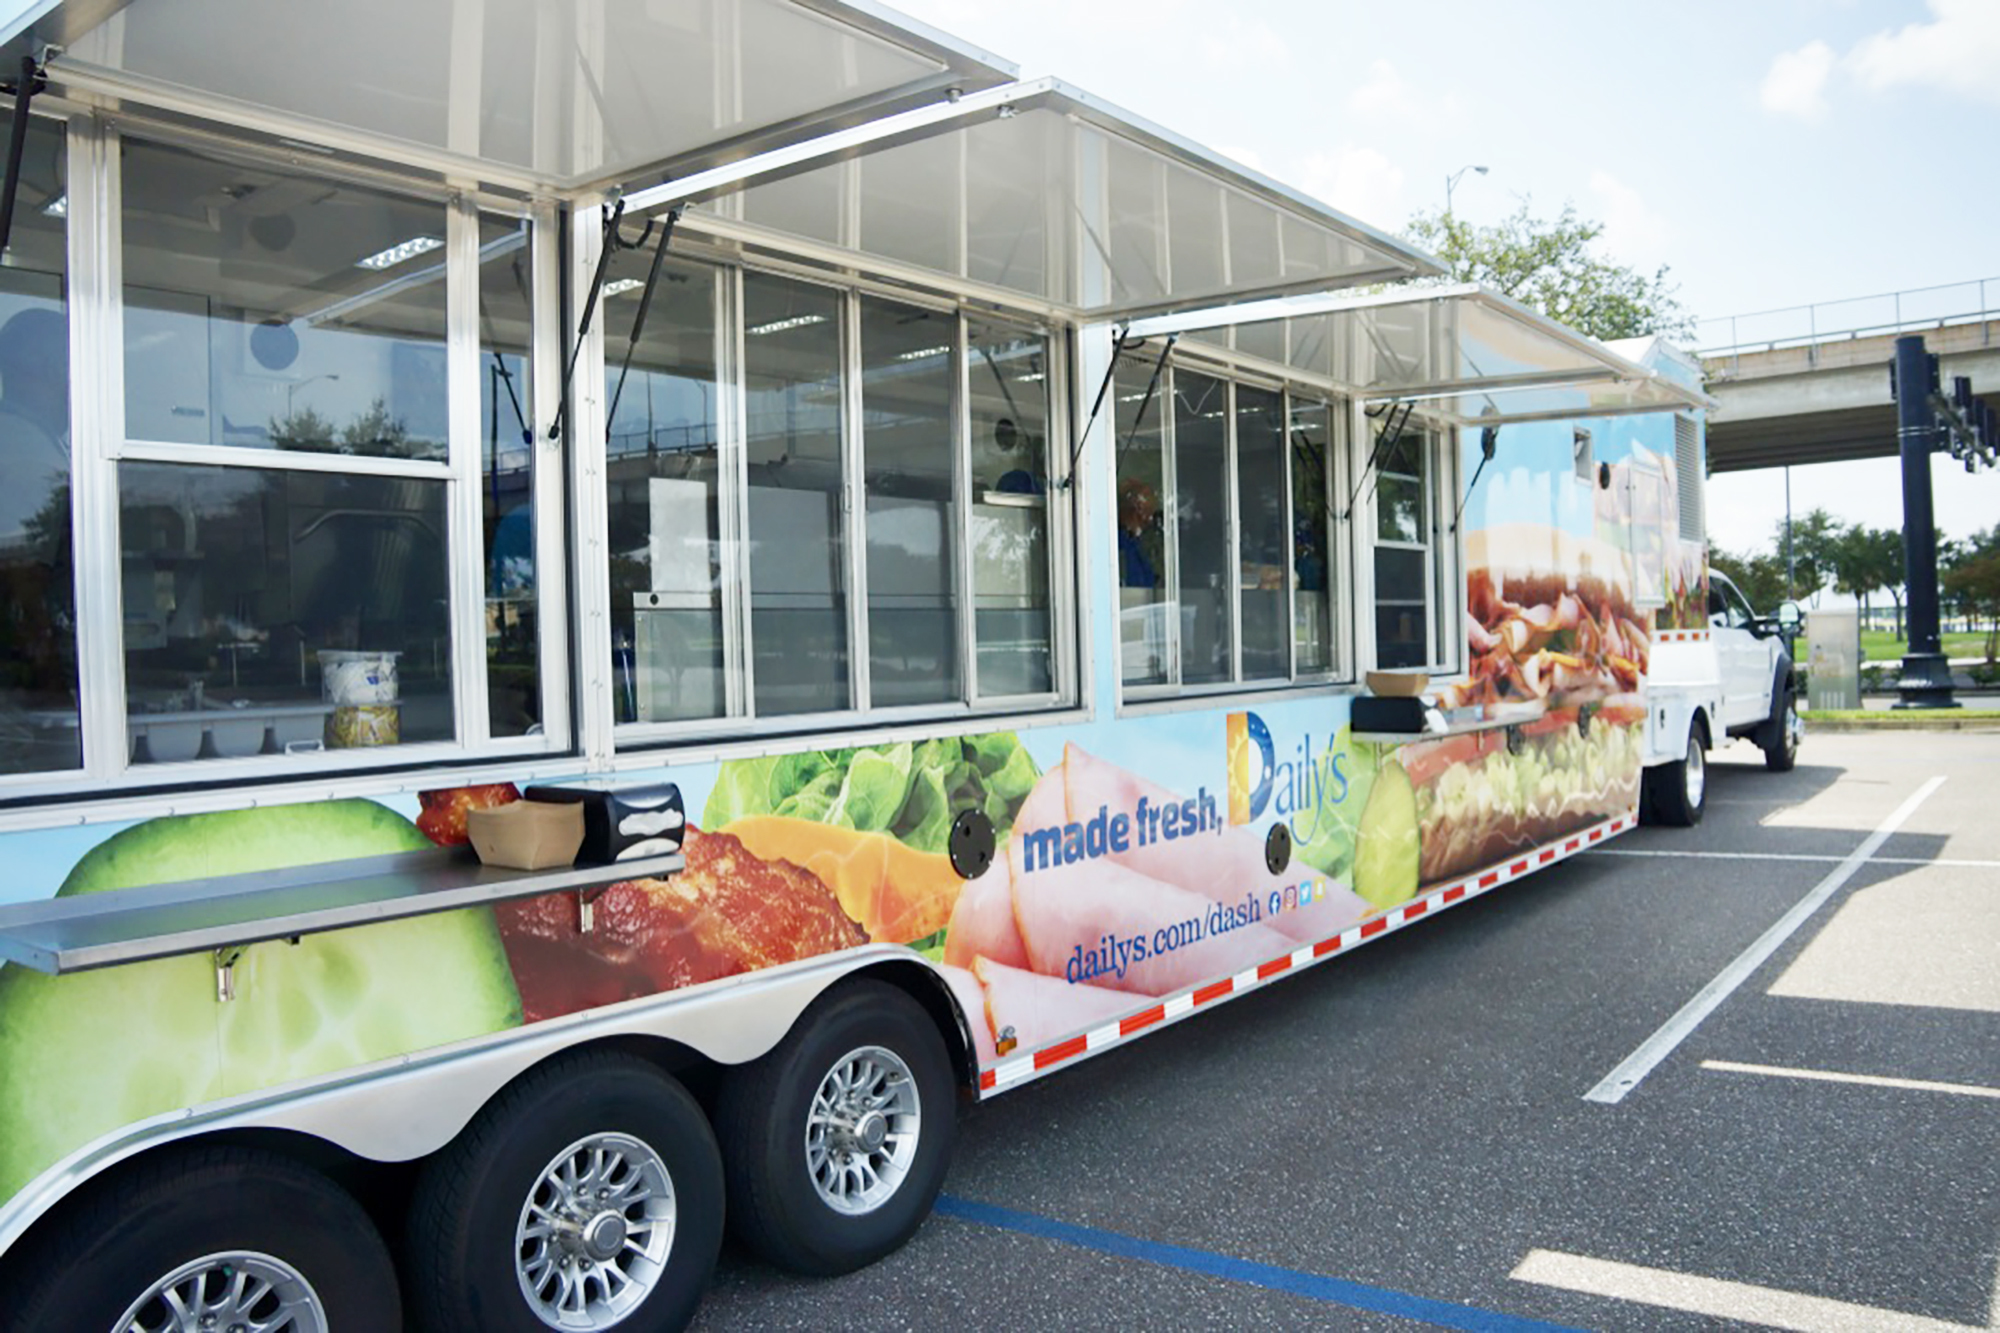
[
  {"xmin": 716, "ymin": 978, "xmax": 955, "ymax": 1276},
  {"xmin": 10, "ymin": 1145, "xmax": 399, "ymax": 1333},
  {"xmin": 405, "ymin": 1051, "xmax": 722, "ymax": 1333},
  {"xmin": 1643, "ymin": 719, "xmax": 1707, "ymax": 827},
  {"xmin": 1758, "ymin": 686, "xmax": 1800, "ymax": 773}
]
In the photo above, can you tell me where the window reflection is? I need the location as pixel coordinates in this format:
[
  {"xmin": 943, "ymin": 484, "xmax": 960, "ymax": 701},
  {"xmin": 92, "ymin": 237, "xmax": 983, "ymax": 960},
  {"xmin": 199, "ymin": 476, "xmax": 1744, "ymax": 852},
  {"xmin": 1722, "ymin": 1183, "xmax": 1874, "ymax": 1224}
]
[
  {"xmin": 604, "ymin": 251, "xmax": 722, "ymax": 724},
  {"xmin": 1236, "ymin": 385, "xmax": 1288, "ymax": 680},
  {"xmin": 121, "ymin": 138, "xmax": 449, "ymax": 462},
  {"xmin": 1374, "ymin": 425, "xmax": 1432, "ymax": 669},
  {"xmin": 967, "ymin": 318, "xmax": 1052, "ymax": 698},
  {"xmin": 479, "ymin": 219, "xmax": 538, "ymax": 736},
  {"xmin": 1290, "ymin": 399, "xmax": 1337, "ymax": 675},
  {"xmin": 745, "ymin": 272, "xmax": 849, "ymax": 717},
  {"xmin": 1173, "ymin": 370, "xmax": 1231, "ymax": 685},
  {"xmin": 119, "ymin": 463, "xmax": 451, "ymax": 760},
  {"xmin": 859, "ymin": 296, "xmax": 957, "ymax": 707},
  {"xmin": 1115, "ymin": 363, "xmax": 1169, "ymax": 686},
  {"xmin": 0, "ymin": 112, "xmax": 76, "ymax": 775}
]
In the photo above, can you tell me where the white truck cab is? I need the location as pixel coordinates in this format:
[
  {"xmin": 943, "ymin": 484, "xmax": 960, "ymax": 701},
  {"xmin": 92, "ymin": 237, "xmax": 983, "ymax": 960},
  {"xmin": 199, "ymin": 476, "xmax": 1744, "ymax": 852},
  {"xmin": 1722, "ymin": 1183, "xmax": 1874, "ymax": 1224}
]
[{"xmin": 1642, "ymin": 571, "xmax": 1800, "ymax": 825}]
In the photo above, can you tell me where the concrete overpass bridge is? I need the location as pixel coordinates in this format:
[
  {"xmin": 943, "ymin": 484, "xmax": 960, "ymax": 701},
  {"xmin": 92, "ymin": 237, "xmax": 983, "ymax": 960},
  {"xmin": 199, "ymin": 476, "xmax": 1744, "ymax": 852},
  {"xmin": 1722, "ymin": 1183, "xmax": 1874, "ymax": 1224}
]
[{"xmin": 1697, "ymin": 278, "xmax": 2000, "ymax": 473}]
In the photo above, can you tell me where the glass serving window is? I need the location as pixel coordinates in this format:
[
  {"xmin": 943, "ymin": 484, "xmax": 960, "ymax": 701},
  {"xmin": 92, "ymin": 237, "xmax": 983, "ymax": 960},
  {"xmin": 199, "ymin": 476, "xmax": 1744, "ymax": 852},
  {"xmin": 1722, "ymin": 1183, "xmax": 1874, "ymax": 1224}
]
[
  {"xmin": 1114, "ymin": 360, "xmax": 1170, "ymax": 687},
  {"xmin": 1235, "ymin": 384, "xmax": 1288, "ymax": 681},
  {"xmin": 1289, "ymin": 398, "xmax": 1338, "ymax": 676},
  {"xmin": 117, "ymin": 463, "xmax": 452, "ymax": 759},
  {"xmin": 121, "ymin": 139, "xmax": 449, "ymax": 461},
  {"xmin": 604, "ymin": 250, "xmax": 724, "ymax": 725},
  {"xmin": 0, "ymin": 111, "xmax": 77, "ymax": 777},
  {"xmin": 858, "ymin": 296, "xmax": 958, "ymax": 708},
  {"xmin": 743, "ymin": 271, "xmax": 849, "ymax": 718},
  {"xmin": 1373, "ymin": 424, "xmax": 1435, "ymax": 670},
  {"xmin": 104, "ymin": 133, "xmax": 549, "ymax": 771},
  {"xmin": 480, "ymin": 219, "xmax": 539, "ymax": 736},
  {"xmin": 966, "ymin": 317, "xmax": 1053, "ymax": 698},
  {"xmin": 1172, "ymin": 369, "xmax": 1231, "ymax": 686},
  {"xmin": 1118, "ymin": 359, "xmax": 1353, "ymax": 700}
]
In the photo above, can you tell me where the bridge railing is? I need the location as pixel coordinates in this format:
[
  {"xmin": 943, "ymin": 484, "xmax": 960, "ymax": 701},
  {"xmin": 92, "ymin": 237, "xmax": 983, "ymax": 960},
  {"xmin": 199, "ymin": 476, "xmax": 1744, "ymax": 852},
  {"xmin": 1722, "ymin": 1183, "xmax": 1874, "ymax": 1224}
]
[{"xmin": 1698, "ymin": 277, "xmax": 1997, "ymax": 370}]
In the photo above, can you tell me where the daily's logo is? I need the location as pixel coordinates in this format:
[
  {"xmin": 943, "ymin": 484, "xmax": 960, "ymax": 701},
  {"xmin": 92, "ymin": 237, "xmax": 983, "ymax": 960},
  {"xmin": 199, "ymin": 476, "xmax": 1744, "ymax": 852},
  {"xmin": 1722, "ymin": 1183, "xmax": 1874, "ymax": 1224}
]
[
  {"xmin": 1227, "ymin": 712, "xmax": 1354, "ymax": 836},
  {"xmin": 1227, "ymin": 711, "xmax": 1276, "ymax": 825}
]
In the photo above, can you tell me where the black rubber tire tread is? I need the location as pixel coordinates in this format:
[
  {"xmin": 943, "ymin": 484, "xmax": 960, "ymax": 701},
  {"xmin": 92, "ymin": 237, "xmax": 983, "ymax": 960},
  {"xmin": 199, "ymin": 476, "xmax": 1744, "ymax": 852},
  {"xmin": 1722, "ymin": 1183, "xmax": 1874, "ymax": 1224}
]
[
  {"xmin": 404, "ymin": 1050, "xmax": 722, "ymax": 1333},
  {"xmin": 715, "ymin": 978, "xmax": 956, "ymax": 1277},
  {"xmin": 1760, "ymin": 687, "xmax": 1799, "ymax": 772},
  {"xmin": 9, "ymin": 1144, "xmax": 401, "ymax": 1331},
  {"xmin": 1643, "ymin": 722, "xmax": 1706, "ymax": 827}
]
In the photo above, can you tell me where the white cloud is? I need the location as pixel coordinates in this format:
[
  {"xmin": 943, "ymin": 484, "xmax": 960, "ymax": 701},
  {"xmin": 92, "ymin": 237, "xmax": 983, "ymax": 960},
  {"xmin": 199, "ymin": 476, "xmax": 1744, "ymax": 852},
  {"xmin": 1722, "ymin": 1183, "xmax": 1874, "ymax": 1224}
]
[
  {"xmin": 1296, "ymin": 146, "xmax": 1405, "ymax": 230},
  {"xmin": 1848, "ymin": 0, "xmax": 2000, "ymax": 105},
  {"xmin": 1348, "ymin": 59, "xmax": 1414, "ymax": 119},
  {"xmin": 1214, "ymin": 144, "xmax": 1270, "ymax": 176},
  {"xmin": 1588, "ymin": 171, "xmax": 1670, "ymax": 266},
  {"xmin": 1760, "ymin": 40, "xmax": 1836, "ymax": 121}
]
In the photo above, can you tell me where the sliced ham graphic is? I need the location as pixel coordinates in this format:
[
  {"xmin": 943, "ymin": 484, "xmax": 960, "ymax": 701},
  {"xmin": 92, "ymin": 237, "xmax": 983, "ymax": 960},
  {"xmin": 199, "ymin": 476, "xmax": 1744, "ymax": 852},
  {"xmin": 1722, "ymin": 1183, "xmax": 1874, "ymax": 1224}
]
[
  {"xmin": 1059, "ymin": 744, "xmax": 1368, "ymax": 944},
  {"xmin": 974, "ymin": 958, "xmax": 1137, "ymax": 1053},
  {"xmin": 943, "ymin": 859, "xmax": 1027, "ymax": 971},
  {"xmin": 1011, "ymin": 849, "xmax": 1292, "ymax": 997}
]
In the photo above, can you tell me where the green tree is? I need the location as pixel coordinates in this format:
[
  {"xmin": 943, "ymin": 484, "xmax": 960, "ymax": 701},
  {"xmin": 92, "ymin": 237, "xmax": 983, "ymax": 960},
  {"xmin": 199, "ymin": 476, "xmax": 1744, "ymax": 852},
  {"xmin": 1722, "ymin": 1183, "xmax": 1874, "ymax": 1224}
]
[
  {"xmin": 1830, "ymin": 524, "xmax": 1906, "ymax": 637},
  {"xmin": 1770, "ymin": 507, "xmax": 1844, "ymax": 603},
  {"xmin": 1943, "ymin": 525, "xmax": 2000, "ymax": 658},
  {"xmin": 1710, "ymin": 546, "xmax": 1786, "ymax": 614},
  {"xmin": 1404, "ymin": 202, "xmax": 1691, "ymax": 341}
]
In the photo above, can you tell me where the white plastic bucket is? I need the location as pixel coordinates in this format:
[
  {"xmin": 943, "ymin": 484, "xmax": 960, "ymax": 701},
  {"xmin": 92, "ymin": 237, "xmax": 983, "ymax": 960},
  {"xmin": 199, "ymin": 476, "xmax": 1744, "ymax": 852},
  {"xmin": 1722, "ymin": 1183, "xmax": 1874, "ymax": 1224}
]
[{"xmin": 319, "ymin": 650, "xmax": 401, "ymax": 706}]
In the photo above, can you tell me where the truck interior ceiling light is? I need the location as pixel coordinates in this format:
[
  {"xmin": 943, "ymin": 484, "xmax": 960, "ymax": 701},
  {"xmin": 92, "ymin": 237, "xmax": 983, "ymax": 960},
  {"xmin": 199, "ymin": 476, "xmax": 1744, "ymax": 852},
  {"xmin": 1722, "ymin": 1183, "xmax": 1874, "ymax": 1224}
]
[
  {"xmin": 355, "ymin": 235, "xmax": 443, "ymax": 271},
  {"xmin": 747, "ymin": 313, "xmax": 828, "ymax": 335}
]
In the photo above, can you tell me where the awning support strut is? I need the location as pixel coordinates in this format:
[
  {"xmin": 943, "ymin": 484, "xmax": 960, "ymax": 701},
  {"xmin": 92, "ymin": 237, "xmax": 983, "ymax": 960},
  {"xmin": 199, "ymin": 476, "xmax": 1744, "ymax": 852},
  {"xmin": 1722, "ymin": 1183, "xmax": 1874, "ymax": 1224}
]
[
  {"xmin": 1062, "ymin": 326, "xmax": 1133, "ymax": 487},
  {"xmin": 0, "ymin": 57, "xmax": 46, "ymax": 259}
]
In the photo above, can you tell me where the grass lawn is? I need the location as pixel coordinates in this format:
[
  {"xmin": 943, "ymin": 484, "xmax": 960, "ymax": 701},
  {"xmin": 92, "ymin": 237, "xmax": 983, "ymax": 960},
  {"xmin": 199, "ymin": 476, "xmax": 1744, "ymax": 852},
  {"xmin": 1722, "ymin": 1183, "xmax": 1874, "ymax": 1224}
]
[{"xmin": 1848, "ymin": 630, "xmax": 1995, "ymax": 662}]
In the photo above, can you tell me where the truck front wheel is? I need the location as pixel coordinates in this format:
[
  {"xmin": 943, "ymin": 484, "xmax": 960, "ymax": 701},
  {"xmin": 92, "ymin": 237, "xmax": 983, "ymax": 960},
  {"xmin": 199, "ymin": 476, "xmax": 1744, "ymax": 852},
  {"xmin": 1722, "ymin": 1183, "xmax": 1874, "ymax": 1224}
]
[
  {"xmin": 10, "ymin": 1146, "xmax": 400, "ymax": 1332},
  {"xmin": 716, "ymin": 978, "xmax": 956, "ymax": 1275},
  {"xmin": 405, "ymin": 1051, "xmax": 722, "ymax": 1333},
  {"xmin": 1759, "ymin": 687, "xmax": 1800, "ymax": 773}
]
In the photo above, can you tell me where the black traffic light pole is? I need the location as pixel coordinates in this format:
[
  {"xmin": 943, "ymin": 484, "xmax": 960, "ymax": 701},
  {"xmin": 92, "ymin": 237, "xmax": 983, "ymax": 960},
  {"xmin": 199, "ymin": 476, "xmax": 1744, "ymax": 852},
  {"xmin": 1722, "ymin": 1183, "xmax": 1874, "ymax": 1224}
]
[{"xmin": 1891, "ymin": 334, "xmax": 1957, "ymax": 709}]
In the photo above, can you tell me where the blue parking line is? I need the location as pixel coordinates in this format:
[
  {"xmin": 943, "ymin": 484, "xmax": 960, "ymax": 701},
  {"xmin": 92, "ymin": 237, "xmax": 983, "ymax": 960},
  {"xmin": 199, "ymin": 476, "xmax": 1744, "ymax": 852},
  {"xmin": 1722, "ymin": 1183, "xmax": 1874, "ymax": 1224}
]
[{"xmin": 933, "ymin": 1195, "xmax": 1581, "ymax": 1333}]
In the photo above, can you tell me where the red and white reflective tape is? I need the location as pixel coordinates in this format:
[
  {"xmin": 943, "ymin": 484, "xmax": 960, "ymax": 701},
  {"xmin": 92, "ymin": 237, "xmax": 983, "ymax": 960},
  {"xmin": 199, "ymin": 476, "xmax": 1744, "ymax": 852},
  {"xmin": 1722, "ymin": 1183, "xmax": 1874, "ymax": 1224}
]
[
  {"xmin": 976, "ymin": 809, "xmax": 1638, "ymax": 1094},
  {"xmin": 1654, "ymin": 629, "xmax": 1711, "ymax": 644}
]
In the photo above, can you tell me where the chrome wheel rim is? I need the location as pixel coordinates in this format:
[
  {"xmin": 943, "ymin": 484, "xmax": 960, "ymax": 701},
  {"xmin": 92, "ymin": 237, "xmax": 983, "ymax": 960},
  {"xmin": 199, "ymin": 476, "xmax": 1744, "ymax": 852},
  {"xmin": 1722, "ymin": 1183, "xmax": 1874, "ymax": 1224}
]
[
  {"xmin": 806, "ymin": 1044, "xmax": 921, "ymax": 1216},
  {"xmin": 1685, "ymin": 736, "xmax": 1707, "ymax": 807},
  {"xmin": 1785, "ymin": 701, "xmax": 1801, "ymax": 760},
  {"xmin": 516, "ymin": 1132, "xmax": 677, "ymax": 1331},
  {"xmin": 113, "ymin": 1251, "xmax": 326, "ymax": 1333}
]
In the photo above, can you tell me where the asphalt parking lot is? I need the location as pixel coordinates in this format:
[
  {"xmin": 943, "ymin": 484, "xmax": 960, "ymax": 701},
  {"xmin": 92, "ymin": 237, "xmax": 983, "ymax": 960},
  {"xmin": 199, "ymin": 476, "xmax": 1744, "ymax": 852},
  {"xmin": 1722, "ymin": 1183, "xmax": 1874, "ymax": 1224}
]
[{"xmin": 694, "ymin": 731, "xmax": 2000, "ymax": 1331}]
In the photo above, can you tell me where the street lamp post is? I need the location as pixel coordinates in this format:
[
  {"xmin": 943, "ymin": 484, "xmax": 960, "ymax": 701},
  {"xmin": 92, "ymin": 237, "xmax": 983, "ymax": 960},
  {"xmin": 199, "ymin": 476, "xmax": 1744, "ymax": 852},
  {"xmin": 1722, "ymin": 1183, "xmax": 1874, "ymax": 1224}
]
[
  {"xmin": 1444, "ymin": 164, "xmax": 1488, "ymax": 216},
  {"xmin": 286, "ymin": 372, "xmax": 339, "ymax": 417}
]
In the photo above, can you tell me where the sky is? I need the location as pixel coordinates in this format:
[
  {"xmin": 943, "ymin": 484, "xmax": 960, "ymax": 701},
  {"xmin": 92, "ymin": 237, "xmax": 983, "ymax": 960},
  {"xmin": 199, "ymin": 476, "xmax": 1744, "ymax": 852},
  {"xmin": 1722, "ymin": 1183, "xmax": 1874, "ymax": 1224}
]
[{"xmin": 887, "ymin": 0, "xmax": 2000, "ymax": 559}]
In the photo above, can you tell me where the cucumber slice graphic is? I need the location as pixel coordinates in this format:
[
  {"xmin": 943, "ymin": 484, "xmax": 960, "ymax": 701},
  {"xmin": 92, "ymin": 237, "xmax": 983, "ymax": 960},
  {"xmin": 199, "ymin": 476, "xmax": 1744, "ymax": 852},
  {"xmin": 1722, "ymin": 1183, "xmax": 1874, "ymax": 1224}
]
[
  {"xmin": 1353, "ymin": 759, "xmax": 1421, "ymax": 909},
  {"xmin": 0, "ymin": 801, "xmax": 522, "ymax": 1200}
]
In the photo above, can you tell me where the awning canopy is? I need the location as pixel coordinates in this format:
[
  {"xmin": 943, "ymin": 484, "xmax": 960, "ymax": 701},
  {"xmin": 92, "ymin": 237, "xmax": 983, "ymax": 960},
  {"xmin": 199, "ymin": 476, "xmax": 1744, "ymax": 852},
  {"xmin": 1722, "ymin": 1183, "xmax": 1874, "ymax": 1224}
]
[
  {"xmin": 20, "ymin": 0, "xmax": 1015, "ymax": 193},
  {"xmin": 1126, "ymin": 284, "xmax": 1714, "ymax": 425},
  {"xmin": 626, "ymin": 78, "xmax": 1442, "ymax": 323}
]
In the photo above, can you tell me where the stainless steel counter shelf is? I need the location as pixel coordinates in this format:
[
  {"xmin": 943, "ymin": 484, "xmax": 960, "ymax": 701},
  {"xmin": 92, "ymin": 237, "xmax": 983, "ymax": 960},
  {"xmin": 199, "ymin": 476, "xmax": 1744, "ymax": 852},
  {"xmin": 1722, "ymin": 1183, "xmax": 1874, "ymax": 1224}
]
[{"xmin": 0, "ymin": 848, "xmax": 685, "ymax": 976}]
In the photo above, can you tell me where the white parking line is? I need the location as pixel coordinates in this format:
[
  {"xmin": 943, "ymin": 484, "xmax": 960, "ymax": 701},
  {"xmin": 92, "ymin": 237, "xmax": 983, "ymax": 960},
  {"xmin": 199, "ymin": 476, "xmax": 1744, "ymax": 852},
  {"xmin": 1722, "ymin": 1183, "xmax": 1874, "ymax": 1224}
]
[
  {"xmin": 1701, "ymin": 1059, "xmax": 2000, "ymax": 1100},
  {"xmin": 1584, "ymin": 776, "xmax": 1948, "ymax": 1104},
  {"xmin": 1510, "ymin": 1248, "xmax": 1985, "ymax": 1332}
]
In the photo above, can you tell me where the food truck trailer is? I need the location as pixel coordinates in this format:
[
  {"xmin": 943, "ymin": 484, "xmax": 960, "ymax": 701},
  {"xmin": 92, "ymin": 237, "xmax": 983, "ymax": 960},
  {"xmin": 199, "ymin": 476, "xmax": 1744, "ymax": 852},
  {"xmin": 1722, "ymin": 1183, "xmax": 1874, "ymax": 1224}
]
[{"xmin": 0, "ymin": 0, "xmax": 1723, "ymax": 1327}]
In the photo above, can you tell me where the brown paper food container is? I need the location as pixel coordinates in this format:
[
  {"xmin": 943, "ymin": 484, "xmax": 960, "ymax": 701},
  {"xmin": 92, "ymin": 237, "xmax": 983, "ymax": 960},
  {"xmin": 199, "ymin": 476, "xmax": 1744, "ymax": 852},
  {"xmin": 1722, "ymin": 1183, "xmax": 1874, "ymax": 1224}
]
[{"xmin": 466, "ymin": 800, "xmax": 584, "ymax": 870}]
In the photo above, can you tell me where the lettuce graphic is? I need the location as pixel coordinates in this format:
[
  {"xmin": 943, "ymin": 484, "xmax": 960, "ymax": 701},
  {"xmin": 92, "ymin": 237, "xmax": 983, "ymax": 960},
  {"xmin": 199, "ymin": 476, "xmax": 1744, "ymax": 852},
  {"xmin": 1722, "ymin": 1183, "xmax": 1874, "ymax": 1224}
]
[{"xmin": 704, "ymin": 732, "xmax": 1040, "ymax": 853}]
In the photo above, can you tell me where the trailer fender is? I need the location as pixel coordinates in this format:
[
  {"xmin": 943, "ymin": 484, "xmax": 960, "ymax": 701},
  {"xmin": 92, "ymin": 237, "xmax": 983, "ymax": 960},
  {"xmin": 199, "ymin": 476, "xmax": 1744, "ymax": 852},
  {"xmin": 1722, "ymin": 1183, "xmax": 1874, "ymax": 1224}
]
[{"xmin": 0, "ymin": 945, "xmax": 969, "ymax": 1262}]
